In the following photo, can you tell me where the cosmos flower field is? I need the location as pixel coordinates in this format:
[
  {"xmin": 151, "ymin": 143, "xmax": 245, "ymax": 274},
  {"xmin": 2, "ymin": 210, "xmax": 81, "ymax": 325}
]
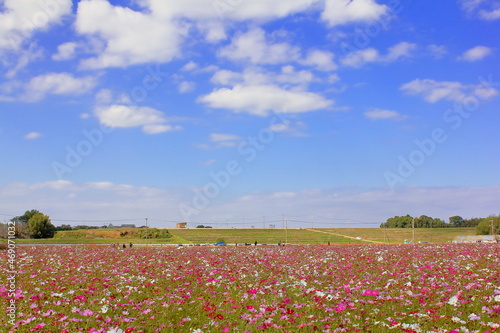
[{"xmin": 1, "ymin": 244, "xmax": 500, "ymax": 332}]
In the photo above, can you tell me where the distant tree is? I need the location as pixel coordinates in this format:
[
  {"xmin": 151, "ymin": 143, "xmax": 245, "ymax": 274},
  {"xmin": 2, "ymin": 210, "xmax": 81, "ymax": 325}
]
[
  {"xmin": 449, "ymin": 216, "xmax": 464, "ymax": 227},
  {"xmin": 380, "ymin": 215, "xmax": 413, "ymax": 228},
  {"xmin": 462, "ymin": 217, "xmax": 482, "ymax": 227},
  {"xmin": 12, "ymin": 209, "xmax": 40, "ymax": 224},
  {"xmin": 196, "ymin": 225, "xmax": 205, "ymax": 228},
  {"xmin": 55, "ymin": 225, "xmax": 73, "ymax": 231},
  {"xmin": 28, "ymin": 213, "xmax": 56, "ymax": 239},
  {"xmin": 381, "ymin": 214, "xmax": 447, "ymax": 228},
  {"xmin": 475, "ymin": 216, "xmax": 500, "ymax": 235}
]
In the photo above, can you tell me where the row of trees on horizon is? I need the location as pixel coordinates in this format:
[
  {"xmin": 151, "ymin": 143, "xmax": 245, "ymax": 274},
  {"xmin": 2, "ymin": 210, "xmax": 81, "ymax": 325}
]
[{"xmin": 380, "ymin": 214, "xmax": 500, "ymax": 235}]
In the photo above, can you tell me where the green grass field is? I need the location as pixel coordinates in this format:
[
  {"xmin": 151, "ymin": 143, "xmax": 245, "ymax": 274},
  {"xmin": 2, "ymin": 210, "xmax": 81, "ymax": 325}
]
[{"xmin": 11, "ymin": 227, "xmax": 477, "ymax": 245}]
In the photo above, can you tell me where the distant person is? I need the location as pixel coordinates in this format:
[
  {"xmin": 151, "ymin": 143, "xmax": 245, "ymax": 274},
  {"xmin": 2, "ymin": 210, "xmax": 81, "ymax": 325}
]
[
  {"xmin": 278, "ymin": 241, "xmax": 281, "ymax": 246},
  {"xmin": 254, "ymin": 241, "xmax": 257, "ymax": 246},
  {"xmin": 122, "ymin": 244, "xmax": 126, "ymax": 249},
  {"xmin": 129, "ymin": 242, "xmax": 133, "ymax": 248},
  {"xmin": 328, "ymin": 241, "xmax": 330, "ymax": 246}
]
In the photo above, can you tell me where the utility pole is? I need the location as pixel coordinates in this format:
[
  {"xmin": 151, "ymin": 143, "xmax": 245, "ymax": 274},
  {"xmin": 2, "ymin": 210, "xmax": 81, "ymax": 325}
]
[
  {"xmin": 412, "ymin": 218, "xmax": 415, "ymax": 243},
  {"xmin": 285, "ymin": 219, "xmax": 288, "ymax": 244},
  {"xmin": 145, "ymin": 217, "xmax": 148, "ymax": 245}
]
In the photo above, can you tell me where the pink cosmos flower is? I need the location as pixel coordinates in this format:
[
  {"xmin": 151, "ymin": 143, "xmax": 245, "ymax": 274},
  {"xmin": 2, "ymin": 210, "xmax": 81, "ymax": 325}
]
[{"xmin": 361, "ymin": 290, "xmax": 379, "ymax": 296}]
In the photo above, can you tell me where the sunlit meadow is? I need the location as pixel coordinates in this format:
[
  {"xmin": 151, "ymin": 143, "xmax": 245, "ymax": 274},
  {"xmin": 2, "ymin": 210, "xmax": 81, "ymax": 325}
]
[{"xmin": 1, "ymin": 244, "xmax": 500, "ymax": 332}]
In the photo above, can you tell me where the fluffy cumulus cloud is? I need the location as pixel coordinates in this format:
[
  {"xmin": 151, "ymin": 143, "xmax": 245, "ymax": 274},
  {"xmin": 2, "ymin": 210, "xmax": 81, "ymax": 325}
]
[
  {"xmin": 400, "ymin": 78, "xmax": 498, "ymax": 103},
  {"xmin": 0, "ymin": 0, "xmax": 72, "ymax": 51},
  {"xmin": 52, "ymin": 42, "xmax": 79, "ymax": 61},
  {"xmin": 219, "ymin": 28, "xmax": 301, "ymax": 65},
  {"xmin": 199, "ymin": 84, "xmax": 332, "ymax": 116},
  {"xmin": 458, "ymin": 46, "xmax": 493, "ymax": 61},
  {"xmin": 322, "ymin": 0, "xmax": 388, "ymax": 26},
  {"xmin": 75, "ymin": 0, "xmax": 183, "ymax": 69},
  {"xmin": 94, "ymin": 104, "xmax": 180, "ymax": 134},
  {"xmin": 73, "ymin": 1, "xmax": 359, "ymax": 69},
  {"xmin": 342, "ymin": 42, "xmax": 416, "ymax": 67},
  {"xmin": 22, "ymin": 72, "xmax": 97, "ymax": 101}
]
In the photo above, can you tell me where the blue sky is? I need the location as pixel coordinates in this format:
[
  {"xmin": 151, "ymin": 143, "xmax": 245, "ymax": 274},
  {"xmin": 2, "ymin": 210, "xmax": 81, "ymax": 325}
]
[{"xmin": 1, "ymin": 0, "xmax": 499, "ymax": 228}]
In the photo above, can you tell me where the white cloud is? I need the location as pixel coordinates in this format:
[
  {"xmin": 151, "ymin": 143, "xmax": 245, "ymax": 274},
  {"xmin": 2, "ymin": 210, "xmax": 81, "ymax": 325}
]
[
  {"xmin": 427, "ymin": 44, "xmax": 448, "ymax": 59},
  {"xmin": 341, "ymin": 42, "xmax": 416, "ymax": 67},
  {"xmin": 458, "ymin": 46, "xmax": 493, "ymax": 61},
  {"xmin": 52, "ymin": 42, "xmax": 79, "ymax": 61},
  {"xmin": 460, "ymin": 0, "xmax": 500, "ymax": 20},
  {"xmin": 178, "ymin": 81, "xmax": 196, "ymax": 93},
  {"xmin": 145, "ymin": 0, "xmax": 319, "ymax": 21},
  {"xmin": 2, "ymin": 181, "xmax": 500, "ymax": 227},
  {"xmin": 219, "ymin": 28, "xmax": 301, "ymax": 65},
  {"xmin": 400, "ymin": 78, "xmax": 498, "ymax": 103},
  {"xmin": 199, "ymin": 84, "xmax": 332, "ymax": 116},
  {"xmin": 24, "ymin": 132, "xmax": 43, "ymax": 139},
  {"xmin": 75, "ymin": 0, "xmax": 183, "ymax": 69},
  {"xmin": 195, "ymin": 133, "xmax": 241, "ymax": 150},
  {"xmin": 341, "ymin": 48, "xmax": 379, "ymax": 67},
  {"xmin": 0, "ymin": 0, "xmax": 72, "ymax": 52},
  {"xmin": 94, "ymin": 105, "xmax": 180, "ymax": 134},
  {"xmin": 300, "ymin": 49, "xmax": 337, "ymax": 71},
  {"xmin": 209, "ymin": 133, "xmax": 241, "ymax": 148},
  {"xmin": 322, "ymin": 0, "xmax": 389, "ymax": 26},
  {"xmin": 210, "ymin": 67, "xmax": 315, "ymax": 89},
  {"xmin": 480, "ymin": 8, "xmax": 500, "ymax": 19},
  {"xmin": 385, "ymin": 42, "xmax": 417, "ymax": 61},
  {"xmin": 181, "ymin": 61, "xmax": 198, "ymax": 71},
  {"xmin": 364, "ymin": 108, "xmax": 406, "ymax": 121},
  {"xmin": 23, "ymin": 72, "xmax": 97, "ymax": 101},
  {"xmin": 269, "ymin": 119, "xmax": 308, "ymax": 136}
]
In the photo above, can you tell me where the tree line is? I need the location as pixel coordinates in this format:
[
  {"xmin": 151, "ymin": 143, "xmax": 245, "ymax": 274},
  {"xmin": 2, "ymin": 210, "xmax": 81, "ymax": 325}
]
[
  {"xmin": 380, "ymin": 214, "xmax": 500, "ymax": 235},
  {"xmin": 0, "ymin": 209, "xmax": 56, "ymax": 239}
]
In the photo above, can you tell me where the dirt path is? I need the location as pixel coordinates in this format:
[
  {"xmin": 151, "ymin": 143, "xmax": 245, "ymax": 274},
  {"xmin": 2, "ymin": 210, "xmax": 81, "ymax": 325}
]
[{"xmin": 305, "ymin": 228, "xmax": 386, "ymax": 244}]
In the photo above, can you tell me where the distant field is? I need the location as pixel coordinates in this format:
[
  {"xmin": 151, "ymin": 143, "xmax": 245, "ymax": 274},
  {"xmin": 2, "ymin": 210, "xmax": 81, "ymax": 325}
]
[
  {"xmin": 13, "ymin": 227, "xmax": 477, "ymax": 244},
  {"xmin": 321, "ymin": 227, "xmax": 477, "ymax": 244}
]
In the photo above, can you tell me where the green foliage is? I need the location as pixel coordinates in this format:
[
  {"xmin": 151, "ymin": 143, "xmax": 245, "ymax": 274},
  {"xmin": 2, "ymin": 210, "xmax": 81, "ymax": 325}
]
[
  {"xmin": 475, "ymin": 215, "xmax": 500, "ymax": 235},
  {"xmin": 381, "ymin": 215, "xmax": 447, "ymax": 228},
  {"xmin": 28, "ymin": 213, "xmax": 56, "ymax": 239},
  {"xmin": 0, "ymin": 241, "xmax": 7, "ymax": 250},
  {"xmin": 12, "ymin": 209, "xmax": 40, "ymax": 224},
  {"xmin": 449, "ymin": 216, "xmax": 464, "ymax": 227},
  {"xmin": 135, "ymin": 228, "xmax": 171, "ymax": 239},
  {"xmin": 380, "ymin": 215, "xmax": 413, "ymax": 228},
  {"xmin": 196, "ymin": 225, "xmax": 205, "ymax": 228},
  {"xmin": 55, "ymin": 225, "xmax": 73, "ymax": 231}
]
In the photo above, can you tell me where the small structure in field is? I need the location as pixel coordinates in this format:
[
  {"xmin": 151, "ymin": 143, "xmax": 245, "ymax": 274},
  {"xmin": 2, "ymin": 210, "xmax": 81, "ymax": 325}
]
[{"xmin": 176, "ymin": 222, "xmax": 188, "ymax": 229}]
